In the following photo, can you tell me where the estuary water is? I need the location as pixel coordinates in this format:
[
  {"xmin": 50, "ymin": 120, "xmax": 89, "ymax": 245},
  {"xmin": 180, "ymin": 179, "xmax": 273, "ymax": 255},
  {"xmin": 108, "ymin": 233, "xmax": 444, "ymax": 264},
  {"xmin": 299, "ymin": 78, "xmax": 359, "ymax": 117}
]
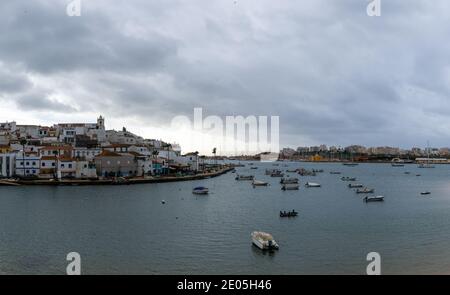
[{"xmin": 1, "ymin": 162, "xmax": 450, "ymax": 274}]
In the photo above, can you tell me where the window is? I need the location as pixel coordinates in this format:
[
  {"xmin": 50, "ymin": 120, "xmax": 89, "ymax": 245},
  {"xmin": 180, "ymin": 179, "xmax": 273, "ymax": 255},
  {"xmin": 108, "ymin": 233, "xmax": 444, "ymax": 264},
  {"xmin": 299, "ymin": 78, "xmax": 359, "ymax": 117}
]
[
  {"xmin": 52, "ymin": 163, "xmax": 55, "ymax": 167},
  {"xmin": 61, "ymin": 164, "xmax": 65, "ymax": 168},
  {"xmin": 42, "ymin": 163, "xmax": 46, "ymax": 167},
  {"xmin": 68, "ymin": 164, "xmax": 72, "ymax": 168},
  {"xmin": 32, "ymin": 162, "xmax": 36, "ymax": 166},
  {"xmin": 26, "ymin": 162, "xmax": 29, "ymax": 166}
]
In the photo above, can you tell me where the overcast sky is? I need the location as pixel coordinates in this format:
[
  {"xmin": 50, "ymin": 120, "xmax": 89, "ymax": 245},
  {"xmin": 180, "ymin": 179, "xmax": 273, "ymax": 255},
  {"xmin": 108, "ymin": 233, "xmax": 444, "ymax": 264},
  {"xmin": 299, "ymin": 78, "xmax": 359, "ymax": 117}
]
[{"xmin": 0, "ymin": 0, "xmax": 449, "ymax": 153}]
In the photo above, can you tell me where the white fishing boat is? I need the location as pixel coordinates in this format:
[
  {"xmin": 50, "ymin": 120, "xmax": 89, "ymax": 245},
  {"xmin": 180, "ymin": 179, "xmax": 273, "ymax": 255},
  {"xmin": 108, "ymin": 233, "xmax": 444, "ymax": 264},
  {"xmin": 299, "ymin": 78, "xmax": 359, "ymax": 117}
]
[
  {"xmin": 252, "ymin": 180, "xmax": 268, "ymax": 187},
  {"xmin": 251, "ymin": 231, "xmax": 279, "ymax": 250},
  {"xmin": 364, "ymin": 196, "xmax": 384, "ymax": 202},
  {"xmin": 305, "ymin": 182, "xmax": 321, "ymax": 187},
  {"xmin": 420, "ymin": 191, "xmax": 431, "ymax": 195},
  {"xmin": 235, "ymin": 175, "xmax": 254, "ymax": 181},
  {"xmin": 356, "ymin": 188, "xmax": 375, "ymax": 194},
  {"xmin": 280, "ymin": 177, "xmax": 299, "ymax": 184},
  {"xmin": 192, "ymin": 186, "xmax": 209, "ymax": 195},
  {"xmin": 281, "ymin": 184, "xmax": 299, "ymax": 190}
]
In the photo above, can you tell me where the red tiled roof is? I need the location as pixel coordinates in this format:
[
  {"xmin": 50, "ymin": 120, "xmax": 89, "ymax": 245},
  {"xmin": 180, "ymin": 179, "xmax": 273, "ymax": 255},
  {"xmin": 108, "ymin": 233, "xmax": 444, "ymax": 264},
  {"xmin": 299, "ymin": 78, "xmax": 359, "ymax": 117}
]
[
  {"xmin": 95, "ymin": 150, "xmax": 122, "ymax": 157},
  {"xmin": 41, "ymin": 156, "xmax": 57, "ymax": 161}
]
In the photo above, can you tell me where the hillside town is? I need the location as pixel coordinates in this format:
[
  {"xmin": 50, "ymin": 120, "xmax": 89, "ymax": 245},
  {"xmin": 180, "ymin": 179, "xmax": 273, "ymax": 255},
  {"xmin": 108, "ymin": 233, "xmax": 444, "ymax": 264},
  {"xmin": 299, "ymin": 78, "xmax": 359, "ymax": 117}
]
[{"xmin": 0, "ymin": 116, "xmax": 210, "ymax": 180}]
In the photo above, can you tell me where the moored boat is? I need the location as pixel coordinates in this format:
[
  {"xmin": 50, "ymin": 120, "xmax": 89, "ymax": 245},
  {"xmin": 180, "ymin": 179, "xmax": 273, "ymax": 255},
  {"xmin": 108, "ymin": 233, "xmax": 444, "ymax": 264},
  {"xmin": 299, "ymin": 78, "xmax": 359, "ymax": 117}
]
[
  {"xmin": 270, "ymin": 171, "xmax": 284, "ymax": 177},
  {"xmin": 281, "ymin": 184, "xmax": 299, "ymax": 190},
  {"xmin": 305, "ymin": 182, "xmax": 321, "ymax": 187},
  {"xmin": 251, "ymin": 231, "xmax": 279, "ymax": 250},
  {"xmin": 420, "ymin": 191, "xmax": 431, "ymax": 195},
  {"xmin": 343, "ymin": 163, "xmax": 358, "ymax": 166},
  {"xmin": 192, "ymin": 186, "xmax": 209, "ymax": 195},
  {"xmin": 341, "ymin": 176, "xmax": 356, "ymax": 181},
  {"xmin": 235, "ymin": 175, "xmax": 254, "ymax": 181},
  {"xmin": 280, "ymin": 177, "xmax": 299, "ymax": 184},
  {"xmin": 348, "ymin": 183, "xmax": 364, "ymax": 188},
  {"xmin": 279, "ymin": 210, "xmax": 298, "ymax": 218},
  {"xmin": 252, "ymin": 180, "xmax": 268, "ymax": 187},
  {"xmin": 330, "ymin": 171, "xmax": 342, "ymax": 175},
  {"xmin": 356, "ymin": 188, "xmax": 375, "ymax": 194},
  {"xmin": 364, "ymin": 196, "xmax": 384, "ymax": 202}
]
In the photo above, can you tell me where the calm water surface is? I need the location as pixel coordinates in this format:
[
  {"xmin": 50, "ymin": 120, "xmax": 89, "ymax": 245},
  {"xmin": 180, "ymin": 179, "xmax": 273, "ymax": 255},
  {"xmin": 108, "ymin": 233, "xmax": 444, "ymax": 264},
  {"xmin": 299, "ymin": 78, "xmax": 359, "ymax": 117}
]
[{"xmin": 1, "ymin": 162, "xmax": 450, "ymax": 274}]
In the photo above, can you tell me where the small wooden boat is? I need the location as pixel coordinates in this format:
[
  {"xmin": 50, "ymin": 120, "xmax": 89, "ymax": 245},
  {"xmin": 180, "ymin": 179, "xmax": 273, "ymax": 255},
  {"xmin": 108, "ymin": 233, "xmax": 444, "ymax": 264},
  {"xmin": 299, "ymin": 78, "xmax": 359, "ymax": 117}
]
[
  {"xmin": 192, "ymin": 186, "xmax": 209, "ymax": 195},
  {"xmin": 330, "ymin": 171, "xmax": 341, "ymax": 175},
  {"xmin": 305, "ymin": 182, "xmax": 321, "ymax": 187},
  {"xmin": 343, "ymin": 163, "xmax": 359, "ymax": 166},
  {"xmin": 420, "ymin": 191, "xmax": 431, "ymax": 195},
  {"xmin": 250, "ymin": 167, "xmax": 258, "ymax": 170},
  {"xmin": 281, "ymin": 184, "xmax": 299, "ymax": 190},
  {"xmin": 364, "ymin": 196, "xmax": 384, "ymax": 202},
  {"xmin": 279, "ymin": 210, "xmax": 298, "ymax": 218},
  {"xmin": 348, "ymin": 183, "xmax": 364, "ymax": 188},
  {"xmin": 356, "ymin": 188, "xmax": 375, "ymax": 194}
]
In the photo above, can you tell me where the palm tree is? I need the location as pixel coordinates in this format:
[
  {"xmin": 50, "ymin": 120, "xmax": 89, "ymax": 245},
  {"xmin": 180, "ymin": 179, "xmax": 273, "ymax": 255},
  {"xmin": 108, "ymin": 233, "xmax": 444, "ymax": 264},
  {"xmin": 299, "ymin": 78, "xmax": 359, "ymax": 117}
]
[
  {"xmin": 194, "ymin": 151, "xmax": 199, "ymax": 173},
  {"xmin": 165, "ymin": 143, "xmax": 172, "ymax": 175},
  {"xmin": 19, "ymin": 138, "xmax": 27, "ymax": 177},
  {"xmin": 212, "ymin": 147, "xmax": 217, "ymax": 167},
  {"xmin": 151, "ymin": 150, "xmax": 159, "ymax": 175}
]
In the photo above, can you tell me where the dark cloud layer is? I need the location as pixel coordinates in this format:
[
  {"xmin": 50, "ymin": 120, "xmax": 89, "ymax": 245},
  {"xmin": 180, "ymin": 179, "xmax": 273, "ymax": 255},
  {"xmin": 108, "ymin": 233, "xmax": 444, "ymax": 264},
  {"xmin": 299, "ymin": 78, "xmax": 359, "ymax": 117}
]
[{"xmin": 0, "ymin": 0, "xmax": 449, "ymax": 148}]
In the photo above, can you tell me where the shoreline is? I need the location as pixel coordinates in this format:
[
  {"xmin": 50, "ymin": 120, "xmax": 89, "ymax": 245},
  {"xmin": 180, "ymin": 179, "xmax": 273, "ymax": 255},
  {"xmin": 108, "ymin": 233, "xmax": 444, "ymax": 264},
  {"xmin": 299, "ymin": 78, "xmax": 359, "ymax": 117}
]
[{"xmin": 1, "ymin": 166, "xmax": 234, "ymax": 186}]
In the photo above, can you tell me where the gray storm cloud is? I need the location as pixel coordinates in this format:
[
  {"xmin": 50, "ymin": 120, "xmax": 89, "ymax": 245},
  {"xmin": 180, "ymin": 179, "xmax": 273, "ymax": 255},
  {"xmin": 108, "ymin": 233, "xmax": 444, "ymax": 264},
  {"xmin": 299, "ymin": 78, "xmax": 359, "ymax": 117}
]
[{"xmin": 0, "ymin": 0, "xmax": 449, "ymax": 148}]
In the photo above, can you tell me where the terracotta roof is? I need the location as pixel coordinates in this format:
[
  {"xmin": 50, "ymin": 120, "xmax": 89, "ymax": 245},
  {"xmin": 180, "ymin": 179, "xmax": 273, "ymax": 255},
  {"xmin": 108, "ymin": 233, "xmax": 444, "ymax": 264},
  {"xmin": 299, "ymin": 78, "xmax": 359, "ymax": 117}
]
[
  {"xmin": 95, "ymin": 150, "xmax": 122, "ymax": 157},
  {"xmin": 128, "ymin": 151, "xmax": 145, "ymax": 157},
  {"xmin": 58, "ymin": 156, "xmax": 74, "ymax": 162},
  {"xmin": 41, "ymin": 156, "xmax": 57, "ymax": 161}
]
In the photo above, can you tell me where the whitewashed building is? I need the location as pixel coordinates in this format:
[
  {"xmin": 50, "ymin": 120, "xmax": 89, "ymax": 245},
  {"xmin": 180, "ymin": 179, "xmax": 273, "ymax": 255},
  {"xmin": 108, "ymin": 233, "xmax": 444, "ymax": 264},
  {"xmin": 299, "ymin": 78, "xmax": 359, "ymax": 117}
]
[
  {"xmin": 15, "ymin": 152, "xmax": 40, "ymax": 177},
  {"xmin": 0, "ymin": 153, "xmax": 15, "ymax": 178}
]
